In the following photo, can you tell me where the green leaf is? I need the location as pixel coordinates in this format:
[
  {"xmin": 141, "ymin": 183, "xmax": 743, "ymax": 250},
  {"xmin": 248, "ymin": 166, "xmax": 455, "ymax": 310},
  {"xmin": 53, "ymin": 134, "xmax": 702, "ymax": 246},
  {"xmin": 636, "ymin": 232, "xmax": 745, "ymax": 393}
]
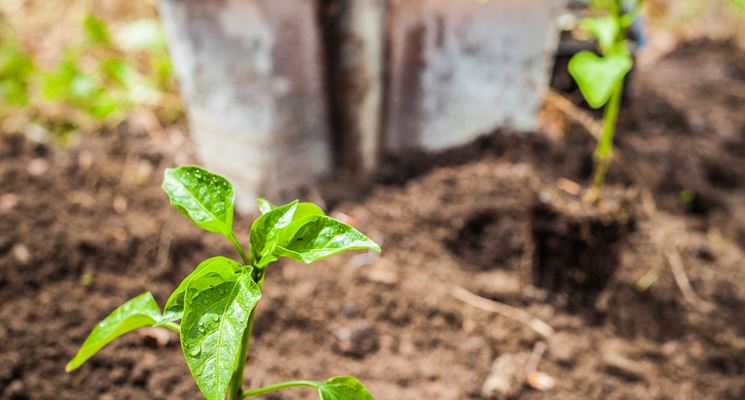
[
  {"xmin": 159, "ymin": 256, "xmax": 243, "ymax": 324},
  {"xmin": 249, "ymin": 201, "xmax": 325, "ymax": 267},
  {"xmin": 579, "ymin": 16, "xmax": 620, "ymax": 53},
  {"xmin": 83, "ymin": 14, "xmax": 112, "ymax": 45},
  {"xmin": 66, "ymin": 292, "xmax": 161, "ymax": 372},
  {"xmin": 250, "ymin": 201, "xmax": 299, "ymax": 265},
  {"xmin": 318, "ymin": 376, "xmax": 374, "ymax": 400},
  {"xmin": 568, "ymin": 49, "xmax": 633, "ymax": 109},
  {"xmin": 101, "ymin": 57, "xmax": 137, "ymax": 88},
  {"xmin": 162, "ymin": 166, "xmax": 235, "ymax": 238},
  {"xmin": 735, "ymin": 0, "xmax": 745, "ymax": 12},
  {"xmin": 0, "ymin": 41, "xmax": 34, "ymax": 107},
  {"xmin": 41, "ymin": 57, "xmax": 79, "ymax": 101},
  {"xmin": 181, "ymin": 268, "xmax": 261, "ymax": 400},
  {"xmin": 87, "ymin": 93, "xmax": 120, "ymax": 119},
  {"xmin": 0, "ymin": 80, "xmax": 28, "ymax": 107},
  {"xmin": 0, "ymin": 42, "xmax": 34, "ymax": 79},
  {"xmin": 256, "ymin": 198, "xmax": 275, "ymax": 215},
  {"xmin": 276, "ymin": 215, "xmax": 381, "ymax": 264}
]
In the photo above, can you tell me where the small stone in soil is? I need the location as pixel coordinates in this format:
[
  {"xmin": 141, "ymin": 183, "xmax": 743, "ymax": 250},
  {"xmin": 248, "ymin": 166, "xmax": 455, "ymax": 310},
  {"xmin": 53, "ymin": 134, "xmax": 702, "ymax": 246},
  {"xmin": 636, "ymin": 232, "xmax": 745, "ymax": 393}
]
[
  {"xmin": 333, "ymin": 322, "xmax": 379, "ymax": 358},
  {"xmin": 12, "ymin": 244, "xmax": 31, "ymax": 265},
  {"xmin": 113, "ymin": 195, "xmax": 128, "ymax": 214},
  {"xmin": 5, "ymin": 380, "xmax": 27, "ymax": 400},
  {"xmin": 27, "ymin": 158, "xmax": 49, "ymax": 176},
  {"xmin": 549, "ymin": 332, "xmax": 580, "ymax": 366},
  {"xmin": 601, "ymin": 339, "xmax": 647, "ymax": 381},
  {"xmin": 526, "ymin": 371, "xmax": 556, "ymax": 391},
  {"xmin": 363, "ymin": 258, "xmax": 398, "ymax": 285},
  {"xmin": 110, "ymin": 366, "xmax": 129, "ymax": 383},
  {"xmin": 0, "ymin": 193, "xmax": 19, "ymax": 211},
  {"xmin": 480, "ymin": 352, "xmax": 530, "ymax": 399}
]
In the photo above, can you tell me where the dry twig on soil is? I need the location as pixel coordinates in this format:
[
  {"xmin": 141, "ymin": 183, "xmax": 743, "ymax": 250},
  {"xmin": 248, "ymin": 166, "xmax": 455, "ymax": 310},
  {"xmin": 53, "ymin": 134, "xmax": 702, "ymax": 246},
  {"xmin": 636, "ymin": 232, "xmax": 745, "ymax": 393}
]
[
  {"xmin": 451, "ymin": 286, "xmax": 554, "ymax": 338},
  {"xmin": 665, "ymin": 246, "xmax": 715, "ymax": 313}
]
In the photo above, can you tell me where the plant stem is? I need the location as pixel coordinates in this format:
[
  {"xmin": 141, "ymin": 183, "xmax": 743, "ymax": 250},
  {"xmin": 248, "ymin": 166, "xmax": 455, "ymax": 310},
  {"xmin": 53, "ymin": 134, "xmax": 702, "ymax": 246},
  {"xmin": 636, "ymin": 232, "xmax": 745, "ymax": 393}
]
[
  {"xmin": 588, "ymin": 79, "xmax": 624, "ymax": 203},
  {"xmin": 229, "ymin": 309, "xmax": 256, "ymax": 400},
  {"xmin": 161, "ymin": 321, "xmax": 181, "ymax": 334},
  {"xmin": 241, "ymin": 380, "xmax": 319, "ymax": 398},
  {"xmin": 228, "ymin": 268, "xmax": 267, "ymax": 400},
  {"xmin": 228, "ymin": 231, "xmax": 250, "ymax": 265}
]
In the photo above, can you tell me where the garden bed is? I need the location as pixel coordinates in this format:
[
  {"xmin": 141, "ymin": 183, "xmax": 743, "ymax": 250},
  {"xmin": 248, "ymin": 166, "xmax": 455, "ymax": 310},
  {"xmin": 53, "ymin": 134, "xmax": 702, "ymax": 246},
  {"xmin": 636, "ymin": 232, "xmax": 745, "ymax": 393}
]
[{"xmin": 1, "ymin": 39, "xmax": 744, "ymax": 399}]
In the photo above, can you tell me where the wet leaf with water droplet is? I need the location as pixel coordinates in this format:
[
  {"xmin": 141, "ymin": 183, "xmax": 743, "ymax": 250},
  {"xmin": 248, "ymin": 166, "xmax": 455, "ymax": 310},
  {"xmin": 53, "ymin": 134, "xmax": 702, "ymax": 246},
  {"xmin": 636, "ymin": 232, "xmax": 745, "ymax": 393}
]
[
  {"xmin": 66, "ymin": 292, "xmax": 161, "ymax": 372},
  {"xmin": 159, "ymin": 256, "xmax": 242, "ymax": 325},
  {"xmin": 276, "ymin": 215, "xmax": 381, "ymax": 264},
  {"xmin": 162, "ymin": 166, "xmax": 235, "ymax": 239},
  {"xmin": 317, "ymin": 376, "xmax": 374, "ymax": 400},
  {"xmin": 181, "ymin": 268, "xmax": 261, "ymax": 400},
  {"xmin": 256, "ymin": 198, "xmax": 275, "ymax": 215},
  {"xmin": 249, "ymin": 200, "xmax": 325, "ymax": 267}
]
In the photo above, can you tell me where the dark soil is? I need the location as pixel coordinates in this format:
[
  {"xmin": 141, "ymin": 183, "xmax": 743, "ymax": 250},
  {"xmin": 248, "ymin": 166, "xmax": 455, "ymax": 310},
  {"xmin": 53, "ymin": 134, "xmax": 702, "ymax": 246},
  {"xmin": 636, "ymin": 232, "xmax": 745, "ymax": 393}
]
[
  {"xmin": 530, "ymin": 186, "xmax": 635, "ymax": 307},
  {"xmin": 2, "ymin": 40, "xmax": 745, "ymax": 400}
]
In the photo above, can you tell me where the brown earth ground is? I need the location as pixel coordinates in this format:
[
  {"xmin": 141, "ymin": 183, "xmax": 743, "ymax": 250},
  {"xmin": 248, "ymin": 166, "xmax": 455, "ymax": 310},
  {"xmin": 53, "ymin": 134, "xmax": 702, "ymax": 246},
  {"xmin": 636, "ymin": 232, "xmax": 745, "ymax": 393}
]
[{"xmin": 1, "ymin": 40, "xmax": 745, "ymax": 399}]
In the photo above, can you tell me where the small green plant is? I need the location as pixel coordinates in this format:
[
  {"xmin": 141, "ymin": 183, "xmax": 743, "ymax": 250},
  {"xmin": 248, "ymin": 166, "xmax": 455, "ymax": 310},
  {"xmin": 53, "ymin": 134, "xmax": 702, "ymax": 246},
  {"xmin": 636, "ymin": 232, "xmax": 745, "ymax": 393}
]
[
  {"xmin": 568, "ymin": 0, "xmax": 642, "ymax": 202},
  {"xmin": 41, "ymin": 14, "xmax": 168, "ymax": 122},
  {"xmin": 0, "ymin": 39, "xmax": 34, "ymax": 111},
  {"xmin": 67, "ymin": 165, "xmax": 380, "ymax": 400},
  {"xmin": 0, "ymin": 12, "xmax": 176, "ymax": 140},
  {"xmin": 733, "ymin": 0, "xmax": 745, "ymax": 12}
]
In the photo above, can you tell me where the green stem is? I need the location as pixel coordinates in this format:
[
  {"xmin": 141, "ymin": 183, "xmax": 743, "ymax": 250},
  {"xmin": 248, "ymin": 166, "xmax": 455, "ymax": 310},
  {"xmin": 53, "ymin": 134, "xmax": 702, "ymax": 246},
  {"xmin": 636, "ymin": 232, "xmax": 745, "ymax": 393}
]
[
  {"xmin": 241, "ymin": 380, "xmax": 319, "ymax": 398},
  {"xmin": 229, "ymin": 309, "xmax": 256, "ymax": 400},
  {"xmin": 228, "ymin": 268, "xmax": 267, "ymax": 400},
  {"xmin": 161, "ymin": 321, "xmax": 181, "ymax": 334},
  {"xmin": 228, "ymin": 231, "xmax": 250, "ymax": 265},
  {"xmin": 589, "ymin": 78, "xmax": 624, "ymax": 202}
]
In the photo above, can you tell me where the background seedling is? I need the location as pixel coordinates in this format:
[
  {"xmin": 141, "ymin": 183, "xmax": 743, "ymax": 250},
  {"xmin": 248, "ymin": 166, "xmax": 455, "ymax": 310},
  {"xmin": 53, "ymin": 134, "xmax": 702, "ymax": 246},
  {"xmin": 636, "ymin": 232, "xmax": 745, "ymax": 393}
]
[
  {"xmin": 67, "ymin": 165, "xmax": 380, "ymax": 400},
  {"xmin": 568, "ymin": 0, "xmax": 642, "ymax": 202},
  {"xmin": 0, "ymin": 12, "xmax": 176, "ymax": 141}
]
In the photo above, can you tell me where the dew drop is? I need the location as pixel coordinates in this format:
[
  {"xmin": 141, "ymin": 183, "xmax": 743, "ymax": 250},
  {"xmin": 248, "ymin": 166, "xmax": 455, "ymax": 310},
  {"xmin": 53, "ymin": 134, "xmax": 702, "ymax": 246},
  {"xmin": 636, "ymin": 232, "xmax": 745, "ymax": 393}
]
[{"xmin": 188, "ymin": 343, "xmax": 201, "ymax": 356}]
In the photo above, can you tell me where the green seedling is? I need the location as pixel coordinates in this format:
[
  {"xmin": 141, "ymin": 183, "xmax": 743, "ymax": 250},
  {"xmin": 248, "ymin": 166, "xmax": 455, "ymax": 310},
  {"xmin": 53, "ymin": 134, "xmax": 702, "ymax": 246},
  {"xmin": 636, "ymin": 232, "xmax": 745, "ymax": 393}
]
[
  {"xmin": 67, "ymin": 165, "xmax": 380, "ymax": 400},
  {"xmin": 0, "ymin": 39, "xmax": 34, "ymax": 110},
  {"xmin": 1, "ymin": 12, "xmax": 175, "ymax": 137},
  {"xmin": 568, "ymin": 0, "xmax": 642, "ymax": 202},
  {"xmin": 733, "ymin": 0, "xmax": 745, "ymax": 12},
  {"xmin": 41, "ymin": 14, "xmax": 166, "ymax": 122}
]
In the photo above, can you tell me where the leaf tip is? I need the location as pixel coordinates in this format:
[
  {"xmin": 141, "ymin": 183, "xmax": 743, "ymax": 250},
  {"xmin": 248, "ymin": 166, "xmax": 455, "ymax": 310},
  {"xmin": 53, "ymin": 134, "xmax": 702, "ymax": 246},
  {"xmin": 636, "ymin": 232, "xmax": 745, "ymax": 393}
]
[{"xmin": 65, "ymin": 361, "xmax": 77, "ymax": 373}]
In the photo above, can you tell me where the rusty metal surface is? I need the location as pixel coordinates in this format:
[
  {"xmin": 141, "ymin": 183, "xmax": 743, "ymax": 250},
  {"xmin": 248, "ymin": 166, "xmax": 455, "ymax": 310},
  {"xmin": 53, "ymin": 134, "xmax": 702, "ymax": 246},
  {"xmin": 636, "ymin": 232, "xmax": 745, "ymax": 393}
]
[
  {"xmin": 320, "ymin": 0, "xmax": 386, "ymax": 177},
  {"xmin": 159, "ymin": 0, "xmax": 566, "ymax": 202},
  {"xmin": 158, "ymin": 0, "xmax": 330, "ymax": 211},
  {"xmin": 385, "ymin": 0, "xmax": 567, "ymax": 152}
]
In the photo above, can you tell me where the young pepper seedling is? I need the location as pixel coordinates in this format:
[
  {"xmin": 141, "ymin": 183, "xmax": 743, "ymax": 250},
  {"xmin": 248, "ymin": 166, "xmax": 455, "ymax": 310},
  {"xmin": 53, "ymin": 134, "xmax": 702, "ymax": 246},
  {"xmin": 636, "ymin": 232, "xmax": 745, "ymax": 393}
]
[
  {"xmin": 568, "ymin": 0, "xmax": 642, "ymax": 203},
  {"xmin": 67, "ymin": 165, "xmax": 380, "ymax": 400}
]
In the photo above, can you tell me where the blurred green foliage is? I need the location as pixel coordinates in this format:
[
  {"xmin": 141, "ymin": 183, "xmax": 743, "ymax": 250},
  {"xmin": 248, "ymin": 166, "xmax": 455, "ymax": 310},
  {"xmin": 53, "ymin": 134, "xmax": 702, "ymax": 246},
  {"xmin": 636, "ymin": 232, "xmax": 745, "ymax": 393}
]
[
  {"xmin": 0, "ymin": 40, "xmax": 34, "ymax": 110},
  {"xmin": 0, "ymin": 12, "xmax": 177, "ymax": 138}
]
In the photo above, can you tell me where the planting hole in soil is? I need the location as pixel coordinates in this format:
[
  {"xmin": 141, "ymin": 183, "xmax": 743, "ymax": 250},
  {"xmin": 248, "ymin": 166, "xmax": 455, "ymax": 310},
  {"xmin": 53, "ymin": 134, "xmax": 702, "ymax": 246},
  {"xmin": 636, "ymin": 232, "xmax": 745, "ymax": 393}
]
[{"xmin": 530, "ymin": 186, "xmax": 635, "ymax": 307}]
